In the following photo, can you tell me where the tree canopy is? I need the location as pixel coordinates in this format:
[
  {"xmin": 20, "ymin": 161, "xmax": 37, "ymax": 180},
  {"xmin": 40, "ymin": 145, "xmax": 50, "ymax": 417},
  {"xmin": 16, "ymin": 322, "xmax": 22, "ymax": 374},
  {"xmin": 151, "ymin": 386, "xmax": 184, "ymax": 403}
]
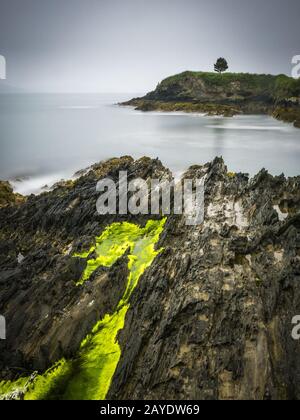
[{"xmin": 214, "ymin": 58, "xmax": 229, "ymax": 74}]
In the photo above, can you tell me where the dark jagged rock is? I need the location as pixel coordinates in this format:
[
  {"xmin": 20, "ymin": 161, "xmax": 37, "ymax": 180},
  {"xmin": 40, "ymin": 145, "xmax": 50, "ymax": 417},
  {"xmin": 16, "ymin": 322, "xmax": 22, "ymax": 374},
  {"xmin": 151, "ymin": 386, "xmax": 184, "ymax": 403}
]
[
  {"xmin": 0, "ymin": 156, "xmax": 171, "ymax": 378},
  {"xmin": 0, "ymin": 156, "xmax": 300, "ymax": 400},
  {"xmin": 108, "ymin": 158, "xmax": 300, "ymax": 400}
]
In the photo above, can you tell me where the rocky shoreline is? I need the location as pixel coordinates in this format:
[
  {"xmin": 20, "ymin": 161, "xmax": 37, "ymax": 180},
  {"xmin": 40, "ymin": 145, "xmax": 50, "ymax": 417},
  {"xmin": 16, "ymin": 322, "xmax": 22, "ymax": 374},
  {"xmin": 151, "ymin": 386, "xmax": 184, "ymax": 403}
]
[
  {"xmin": 121, "ymin": 99, "xmax": 242, "ymax": 117},
  {"xmin": 0, "ymin": 156, "xmax": 300, "ymax": 400},
  {"xmin": 121, "ymin": 71, "xmax": 300, "ymax": 128}
]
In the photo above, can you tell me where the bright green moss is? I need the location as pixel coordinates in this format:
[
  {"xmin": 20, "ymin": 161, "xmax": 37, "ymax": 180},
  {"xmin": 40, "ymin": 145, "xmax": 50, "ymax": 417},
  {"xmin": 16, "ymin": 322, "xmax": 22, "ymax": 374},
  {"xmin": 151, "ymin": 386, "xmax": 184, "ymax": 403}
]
[
  {"xmin": 0, "ymin": 377, "xmax": 28, "ymax": 399},
  {"xmin": 74, "ymin": 222, "xmax": 144, "ymax": 285},
  {"xmin": 0, "ymin": 218, "xmax": 166, "ymax": 400},
  {"xmin": 25, "ymin": 360, "xmax": 72, "ymax": 400},
  {"xmin": 63, "ymin": 306, "xmax": 128, "ymax": 400},
  {"xmin": 227, "ymin": 172, "xmax": 236, "ymax": 178}
]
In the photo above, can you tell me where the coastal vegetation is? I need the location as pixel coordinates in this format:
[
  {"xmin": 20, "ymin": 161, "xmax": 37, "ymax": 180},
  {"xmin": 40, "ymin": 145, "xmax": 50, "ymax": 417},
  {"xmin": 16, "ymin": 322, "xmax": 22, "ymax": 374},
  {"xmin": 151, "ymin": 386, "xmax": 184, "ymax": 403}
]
[{"xmin": 121, "ymin": 71, "xmax": 300, "ymax": 127}]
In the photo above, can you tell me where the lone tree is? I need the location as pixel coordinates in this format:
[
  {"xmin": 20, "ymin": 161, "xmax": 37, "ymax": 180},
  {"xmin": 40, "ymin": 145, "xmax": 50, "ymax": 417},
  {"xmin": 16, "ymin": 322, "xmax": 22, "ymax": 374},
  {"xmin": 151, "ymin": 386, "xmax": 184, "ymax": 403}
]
[{"xmin": 214, "ymin": 57, "xmax": 228, "ymax": 74}]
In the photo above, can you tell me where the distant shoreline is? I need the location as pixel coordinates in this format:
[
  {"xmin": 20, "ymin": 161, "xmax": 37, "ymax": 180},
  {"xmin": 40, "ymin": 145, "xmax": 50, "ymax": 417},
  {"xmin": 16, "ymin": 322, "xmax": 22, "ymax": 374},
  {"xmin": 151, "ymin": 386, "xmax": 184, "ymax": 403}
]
[{"xmin": 120, "ymin": 71, "xmax": 300, "ymax": 128}]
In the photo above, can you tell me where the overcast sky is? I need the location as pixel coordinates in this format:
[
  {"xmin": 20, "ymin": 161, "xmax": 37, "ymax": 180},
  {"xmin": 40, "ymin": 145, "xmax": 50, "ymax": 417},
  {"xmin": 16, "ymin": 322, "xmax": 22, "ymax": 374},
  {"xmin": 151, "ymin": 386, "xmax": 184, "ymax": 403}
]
[{"xmin": 0, "ymin": 0, "xmax": 299, "ymax": 93}]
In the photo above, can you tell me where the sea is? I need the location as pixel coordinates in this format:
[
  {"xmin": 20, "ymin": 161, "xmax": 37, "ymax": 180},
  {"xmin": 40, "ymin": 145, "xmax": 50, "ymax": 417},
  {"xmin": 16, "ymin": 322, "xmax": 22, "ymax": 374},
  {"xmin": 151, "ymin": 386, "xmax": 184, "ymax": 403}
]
[{"xmin": 0, "ymin": 93, "xmax": 299, "ymax": 195}]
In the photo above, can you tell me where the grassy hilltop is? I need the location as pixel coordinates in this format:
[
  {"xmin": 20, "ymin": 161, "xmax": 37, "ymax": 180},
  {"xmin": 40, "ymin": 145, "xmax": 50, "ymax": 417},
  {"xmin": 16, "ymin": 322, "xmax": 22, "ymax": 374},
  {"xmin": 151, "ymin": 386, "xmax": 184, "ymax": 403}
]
[{"xmin": 122, "ymin": 71, "xmax": 300, "ymax": 127}]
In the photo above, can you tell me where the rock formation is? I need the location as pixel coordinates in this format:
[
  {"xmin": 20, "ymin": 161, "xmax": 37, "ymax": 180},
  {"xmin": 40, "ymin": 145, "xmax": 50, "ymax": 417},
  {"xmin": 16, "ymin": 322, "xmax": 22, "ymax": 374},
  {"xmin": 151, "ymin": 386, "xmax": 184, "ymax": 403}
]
[
  {"xmin": 0, "ymin": 156, "xmax": 299, "ymax": 400},
  {"xmin": 121, "ymin": 72, "xmax": 300, "ymax": 127}
]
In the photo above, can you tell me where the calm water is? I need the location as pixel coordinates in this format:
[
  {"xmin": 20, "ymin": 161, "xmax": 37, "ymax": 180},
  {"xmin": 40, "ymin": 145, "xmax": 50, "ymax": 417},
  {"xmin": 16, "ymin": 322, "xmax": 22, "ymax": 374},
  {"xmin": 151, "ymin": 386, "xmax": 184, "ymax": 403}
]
[{"xmin": 0, "ymin": 93, "xmax": 299, "ymax": 195}]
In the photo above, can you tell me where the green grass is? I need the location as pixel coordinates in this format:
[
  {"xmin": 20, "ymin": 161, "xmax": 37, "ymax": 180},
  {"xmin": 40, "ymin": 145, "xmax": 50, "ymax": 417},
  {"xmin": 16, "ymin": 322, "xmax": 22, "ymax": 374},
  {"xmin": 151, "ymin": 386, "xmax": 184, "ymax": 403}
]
[{"xmin": 157, "ymin": 71, "xmax": 300, "ymax": 100}]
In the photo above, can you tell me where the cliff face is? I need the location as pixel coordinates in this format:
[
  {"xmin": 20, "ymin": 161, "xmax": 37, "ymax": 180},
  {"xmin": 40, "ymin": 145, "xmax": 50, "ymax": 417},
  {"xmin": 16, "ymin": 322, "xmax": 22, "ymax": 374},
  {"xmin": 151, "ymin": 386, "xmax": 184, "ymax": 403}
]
[
  {"xmin": 122, "ymin": 71, "xmax": 300, "ymax": 126},
  {"xmin": 0, "ymin": 157, "xmax": 300, "ymax": 400}
]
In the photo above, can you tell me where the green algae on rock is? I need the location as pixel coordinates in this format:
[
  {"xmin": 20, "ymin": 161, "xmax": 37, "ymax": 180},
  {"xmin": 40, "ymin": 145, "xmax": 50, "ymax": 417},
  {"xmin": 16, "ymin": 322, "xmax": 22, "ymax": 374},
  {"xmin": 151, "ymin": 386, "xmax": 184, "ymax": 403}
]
[
  {"xmin": 74, "ymin": 221, "xmax": 154, "ymax": 286},
  {"xmin": 0, "ymin": 218, "xmax": 166, "ymax": 400}
]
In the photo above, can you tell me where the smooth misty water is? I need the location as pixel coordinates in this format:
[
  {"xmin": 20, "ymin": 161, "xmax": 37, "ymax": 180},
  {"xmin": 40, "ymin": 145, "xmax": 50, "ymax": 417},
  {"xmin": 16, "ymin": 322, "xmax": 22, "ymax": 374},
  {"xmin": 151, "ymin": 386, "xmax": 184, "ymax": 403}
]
[{"xmin": 0, "ymin": 93, "xmax": 299, "ymax": 195}]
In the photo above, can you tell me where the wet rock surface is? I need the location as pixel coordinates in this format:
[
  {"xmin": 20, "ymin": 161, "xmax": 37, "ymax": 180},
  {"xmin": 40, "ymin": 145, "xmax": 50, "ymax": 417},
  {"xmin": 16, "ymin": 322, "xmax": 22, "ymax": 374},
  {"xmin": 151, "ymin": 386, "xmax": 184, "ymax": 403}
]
[{"xmin": 0, "ymin": 156, "xmax": 300, "ymax": 399}]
